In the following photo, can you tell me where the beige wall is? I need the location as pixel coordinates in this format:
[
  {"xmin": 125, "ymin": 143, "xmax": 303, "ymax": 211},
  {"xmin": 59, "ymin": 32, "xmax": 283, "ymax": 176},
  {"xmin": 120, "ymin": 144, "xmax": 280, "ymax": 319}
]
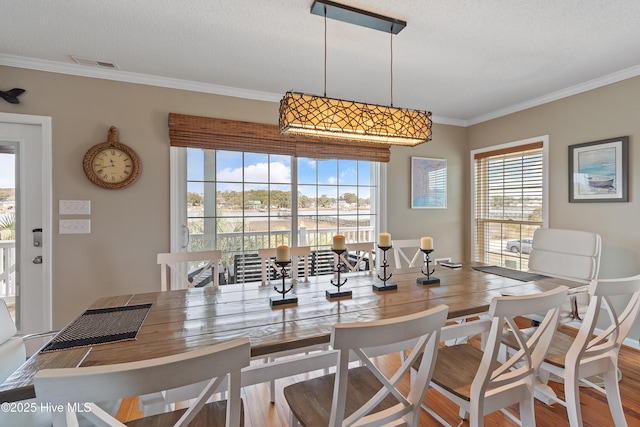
[
  {"xmin": 3, "ymin": 65, "xmax": 638, "ymax": 338},
  {"xmin": 1, "ymin": 66, "xmax": 469, "ymax": 327},
  {"xmin": 467, "ymin": 76, "xmax": 639, "ymax": 278},
  {"xmin": 468, "ymin": 76, "xmax": 640, "ymax": 341},
  {"xmin": 386, "ymin": 124, "xmax": 468, "ymax": 264}
]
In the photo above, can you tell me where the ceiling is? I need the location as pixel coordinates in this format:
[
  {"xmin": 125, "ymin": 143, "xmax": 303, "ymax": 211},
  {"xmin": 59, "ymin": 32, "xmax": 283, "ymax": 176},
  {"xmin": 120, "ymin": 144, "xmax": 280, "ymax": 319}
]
[{"xmin": 2, "ymin": 0, "xmax": 640, "ymax": 126}]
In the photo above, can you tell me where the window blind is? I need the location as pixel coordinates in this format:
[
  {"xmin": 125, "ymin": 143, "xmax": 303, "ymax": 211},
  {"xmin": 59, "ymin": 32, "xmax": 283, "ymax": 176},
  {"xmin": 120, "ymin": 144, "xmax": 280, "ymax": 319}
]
[
  {"xmin": 168, "ymin": 113, "xmax": 391, "ymax": 163},
  {"xmin": 473, "ymin": 142, "xmax": 544, "ymax": 271}
]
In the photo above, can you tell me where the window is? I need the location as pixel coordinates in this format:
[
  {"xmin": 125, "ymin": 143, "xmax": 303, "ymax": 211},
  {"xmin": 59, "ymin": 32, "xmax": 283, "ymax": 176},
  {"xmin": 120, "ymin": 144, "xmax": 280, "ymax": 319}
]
[
  {"xmin": 183, "ymin": 149, "xmax": 379, "ymax": 283},
  {"xmin": 169, "ymin": 114, "xmax": 386, "ymax": 285},
  {"xmin": 472, "ymin": 137, "xmax": 547, "ymax": 271}
]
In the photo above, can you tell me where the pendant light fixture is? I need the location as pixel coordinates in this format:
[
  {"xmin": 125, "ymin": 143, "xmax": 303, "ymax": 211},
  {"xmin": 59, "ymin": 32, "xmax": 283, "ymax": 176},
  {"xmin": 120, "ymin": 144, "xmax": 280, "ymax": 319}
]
[{"xmin": 279, "ymin": 0, "xmax": 432, "ymax": 147}]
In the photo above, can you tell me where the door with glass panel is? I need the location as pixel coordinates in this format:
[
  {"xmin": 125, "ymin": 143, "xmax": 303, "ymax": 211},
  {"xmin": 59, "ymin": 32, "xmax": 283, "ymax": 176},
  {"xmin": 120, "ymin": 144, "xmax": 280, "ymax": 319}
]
[{"xmin": 0, "ymin": 117, "xmax": 52, "ymax": 334}]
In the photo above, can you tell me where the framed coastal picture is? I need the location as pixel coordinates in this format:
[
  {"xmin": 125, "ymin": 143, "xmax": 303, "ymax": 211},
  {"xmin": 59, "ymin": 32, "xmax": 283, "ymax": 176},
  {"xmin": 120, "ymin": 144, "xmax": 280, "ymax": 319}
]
[
  {"xmin": 568, "ymin": 136, "xmax": 628, "ymax": 203},
  {"xmin": 411, "ymin": 157, "xmax": 447, "ymax": 208}
]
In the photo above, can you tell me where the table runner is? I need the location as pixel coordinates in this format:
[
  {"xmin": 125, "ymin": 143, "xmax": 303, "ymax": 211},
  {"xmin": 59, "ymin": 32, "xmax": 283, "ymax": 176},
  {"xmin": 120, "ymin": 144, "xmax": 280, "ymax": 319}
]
[
  {"xmin": 40, "ymin": 303, "xmax": 152, "ymax": 353},
  {"xmin": 472, "ymin": 265, "xmax": 548, "ymax": 282}
]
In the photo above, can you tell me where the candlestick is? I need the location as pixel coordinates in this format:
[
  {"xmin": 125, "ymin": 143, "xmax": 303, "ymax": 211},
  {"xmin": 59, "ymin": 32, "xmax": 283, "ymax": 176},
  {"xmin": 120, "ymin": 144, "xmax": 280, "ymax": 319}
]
[
  {"xmin": 270, "ymin": 260, "xmax": 298, "ymax": 307},
  {"xmin": 373, "ymin": 244, "xmax": 397, "ymax": 291},
  {"xmin": 417, "ymin": 249, "xmax": 440, "ymax": 285},
  {"xmin": 326, "ymin": 248, "xmax": 352, "ymax": 299},
  {"xmin": 332, "ymin": 235, "xmax": 346, "ymax": 251},
  {"xmin": 378, "ymin": 232, "xmax": 391, "ymax": 248}
]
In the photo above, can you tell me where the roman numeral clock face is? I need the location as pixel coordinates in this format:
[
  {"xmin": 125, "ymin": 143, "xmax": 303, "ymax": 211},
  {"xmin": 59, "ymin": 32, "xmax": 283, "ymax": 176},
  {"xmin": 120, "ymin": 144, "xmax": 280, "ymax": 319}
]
[
  {"xmin": 83, "ymin": 138, "xmax": 141, "ymax": 189},
  {"xmin": 93, "ymin": 148, "xmax": 132, "ymax": 183}
]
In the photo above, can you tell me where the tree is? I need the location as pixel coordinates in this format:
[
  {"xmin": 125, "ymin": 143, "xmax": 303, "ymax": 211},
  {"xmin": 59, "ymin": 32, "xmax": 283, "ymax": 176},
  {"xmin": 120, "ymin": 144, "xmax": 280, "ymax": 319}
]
[
  {"xmin": 187, "ymin": 192, "xmax": 203, "ymax": 206},
  {"xmin": 341, "ymin": 192, "xmax": 357, "ymax": 205}
]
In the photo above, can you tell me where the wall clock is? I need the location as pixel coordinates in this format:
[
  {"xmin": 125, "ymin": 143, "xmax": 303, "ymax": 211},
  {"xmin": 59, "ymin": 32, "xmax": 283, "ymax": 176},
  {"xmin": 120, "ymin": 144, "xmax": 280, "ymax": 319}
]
[{"xmin": 83, "ymin": 126, "xmax": 141, "ymax": 189}]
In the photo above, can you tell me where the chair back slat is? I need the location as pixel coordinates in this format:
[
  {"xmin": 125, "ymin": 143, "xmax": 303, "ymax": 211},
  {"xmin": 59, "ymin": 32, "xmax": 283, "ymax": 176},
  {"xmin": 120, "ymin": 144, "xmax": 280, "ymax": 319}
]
[
  {"xmin": 328, "ymin": 305, "xmax": 448, "ymax": 427},
  {"xmin": 34, "ymin": 338, "xmax": 250, "ymax": 427},
  {"xmin": 157, "ymin": 250, "xmax": 222, "ymax": 291},
  {"xmin": 391, "ymin": 239, "xmax": 423, "ymax": 269}
]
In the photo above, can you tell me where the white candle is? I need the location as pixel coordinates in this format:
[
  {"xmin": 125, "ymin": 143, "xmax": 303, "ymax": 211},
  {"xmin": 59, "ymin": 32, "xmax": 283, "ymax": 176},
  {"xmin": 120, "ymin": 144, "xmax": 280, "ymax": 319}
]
[
  {"xmin": 421, "ymin": 236, "xmax": 433, "ymax": 250},
  {"xmin": 276, "ymin": 245, "xmax": 290, "ymax": 262},
  {"xmin": 379, "ymin": 232, "xmax": 391, "ymax": 247},
  {"xmin": 332, "ymin": 235, "xmax": 346, "ymax": 250}
]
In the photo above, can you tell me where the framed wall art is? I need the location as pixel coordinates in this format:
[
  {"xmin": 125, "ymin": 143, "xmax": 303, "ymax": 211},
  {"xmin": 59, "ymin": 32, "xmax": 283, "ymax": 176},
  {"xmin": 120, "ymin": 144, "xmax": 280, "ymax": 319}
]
[
  {"xmin": 411, "ymin": 157, "xmax": 447, "ymax": 208},
  {"xmin": 568, "ymin": 136, "xmax": 628, "ymax": 203}
]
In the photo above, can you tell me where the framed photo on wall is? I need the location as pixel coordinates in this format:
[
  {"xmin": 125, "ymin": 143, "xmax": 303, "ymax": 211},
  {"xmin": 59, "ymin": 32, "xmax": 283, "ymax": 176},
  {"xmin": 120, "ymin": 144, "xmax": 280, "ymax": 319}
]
[
  {"xmin": 568, "ymin": 136, "xmax": 628, "ymax": 203},
  {"xmin": 411, "ymin": 157, "xmax": 447, "ymax": 208}
]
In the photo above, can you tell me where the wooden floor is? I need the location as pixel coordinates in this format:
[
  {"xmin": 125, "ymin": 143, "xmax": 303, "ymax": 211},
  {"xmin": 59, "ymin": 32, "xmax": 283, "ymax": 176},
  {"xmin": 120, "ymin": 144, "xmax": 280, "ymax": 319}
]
[{"xmin": 117, "ymin": 335, "xmax": 640, "ymax": 427}]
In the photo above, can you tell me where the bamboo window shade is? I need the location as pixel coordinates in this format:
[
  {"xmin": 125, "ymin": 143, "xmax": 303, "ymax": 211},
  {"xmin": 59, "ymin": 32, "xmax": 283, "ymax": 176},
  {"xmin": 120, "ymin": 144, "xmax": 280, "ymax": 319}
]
[
  {"xmin": 473, "ymin": 141, "xmax": 544, "ymax": 268},
  {"xmin": 168, "ymin": 113, "xmax": 391, "ymax": 162}
]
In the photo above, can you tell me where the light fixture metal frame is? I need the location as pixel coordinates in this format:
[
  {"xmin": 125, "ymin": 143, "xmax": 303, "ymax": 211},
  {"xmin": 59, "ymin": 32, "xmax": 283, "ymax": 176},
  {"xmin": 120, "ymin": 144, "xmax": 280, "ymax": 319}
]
[{"xmin": 279, "ymin": 0, "xmax": 432, "ymax": 146}]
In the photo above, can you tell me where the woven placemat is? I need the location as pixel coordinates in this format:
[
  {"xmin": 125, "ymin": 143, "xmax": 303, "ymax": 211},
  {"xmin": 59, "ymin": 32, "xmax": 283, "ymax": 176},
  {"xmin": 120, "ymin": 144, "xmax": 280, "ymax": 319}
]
[
  {"xmin": 472, "ymin": 265, "xmax": 548, "ymax": 282},
  {"xmin": 41, "ymin": 303, "xmax": 152, "ymax": 353}
]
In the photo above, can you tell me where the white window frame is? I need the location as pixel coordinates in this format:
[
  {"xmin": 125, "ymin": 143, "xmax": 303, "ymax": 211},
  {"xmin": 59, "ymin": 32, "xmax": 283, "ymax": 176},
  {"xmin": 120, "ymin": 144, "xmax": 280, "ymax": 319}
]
[{"xmin": 470, "ymin": 135, "xmax": 549, "ymax": 263}]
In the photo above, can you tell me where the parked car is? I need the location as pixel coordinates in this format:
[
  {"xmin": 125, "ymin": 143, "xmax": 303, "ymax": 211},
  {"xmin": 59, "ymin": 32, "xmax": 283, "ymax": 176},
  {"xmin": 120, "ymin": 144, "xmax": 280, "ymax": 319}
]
[{"xmin": 505, "ymin": 238, "xmax": 533, "ymax": 254}]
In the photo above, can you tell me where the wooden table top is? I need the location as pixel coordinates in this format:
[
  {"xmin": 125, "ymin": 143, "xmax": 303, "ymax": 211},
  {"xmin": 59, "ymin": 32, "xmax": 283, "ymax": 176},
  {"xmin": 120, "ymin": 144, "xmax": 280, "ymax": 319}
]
[{"xmin": 0, "ymin": 264, "xmax": 580, "ymax": 403}]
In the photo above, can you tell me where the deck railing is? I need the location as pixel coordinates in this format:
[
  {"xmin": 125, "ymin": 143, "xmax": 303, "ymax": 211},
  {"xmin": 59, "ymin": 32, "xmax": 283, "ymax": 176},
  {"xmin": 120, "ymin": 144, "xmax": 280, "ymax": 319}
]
[
  {"xmin": 190, "ymin": 226, "xmax": 375, "ymax": 278},
  {"xmin": 0, "ymin": 240, "xmax": 16, "ymax": 299}
]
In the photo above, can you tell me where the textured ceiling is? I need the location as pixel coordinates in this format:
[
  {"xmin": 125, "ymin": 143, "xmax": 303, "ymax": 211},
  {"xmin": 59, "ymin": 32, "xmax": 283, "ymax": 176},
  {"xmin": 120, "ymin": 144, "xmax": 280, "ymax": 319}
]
[{"xmin": 2, "ymin": 0, "xmax": 640, "ymax": 125}]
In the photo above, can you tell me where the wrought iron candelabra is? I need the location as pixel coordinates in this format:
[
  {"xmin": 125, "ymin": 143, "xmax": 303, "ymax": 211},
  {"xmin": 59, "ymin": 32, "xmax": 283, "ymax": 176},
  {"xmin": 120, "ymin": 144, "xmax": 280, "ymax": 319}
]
[
  {"xmin": 270, "ymin": 260, "xmax": 298, "ymax": 306},
  {"xmin": 373, "ymin": 245, "xmax": 397, "ymax": 291},
  {"xmin": 417, "ymin": 249, "xmax": 440, "ymax": 285},
  {"xmin": 327, "ymin": 249, "xmax": 352, "ymax": 299}
]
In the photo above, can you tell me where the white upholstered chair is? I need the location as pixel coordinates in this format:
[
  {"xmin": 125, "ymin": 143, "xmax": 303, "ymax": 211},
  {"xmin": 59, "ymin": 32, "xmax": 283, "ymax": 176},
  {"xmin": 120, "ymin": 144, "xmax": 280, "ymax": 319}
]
[
  {"xmin": 391, "ymin": 239, "xmax": 423, "ymax": 269},
  {"xmin": 284, "ymin": 304, "xmax": 449, "ymax": 427},
  {"xmin": 157, "ymin": 250, "xmax": 222, "ymax": 291},
  {"xmin": 34, "ymin": 338, "xmax": 251, "ymax": 427},
  {"xmin": 258, "ymin": 246, "xmax": 310, "ymax": 285},
  {"xmin": 422, "ymin": 286, "xmax": 568, "ymax": 427},
  {"xmin": 517, "ymin": 275, "xmax": 640, "ymax": 427},
  {"xmin": 527, "ymin": 228, "xmax": 601, "ymax": 323}
]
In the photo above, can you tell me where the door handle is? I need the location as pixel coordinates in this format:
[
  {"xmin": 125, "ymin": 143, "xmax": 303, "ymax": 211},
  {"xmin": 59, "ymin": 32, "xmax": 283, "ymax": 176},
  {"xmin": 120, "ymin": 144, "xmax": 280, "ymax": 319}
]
[{"xmin": 33, "ymin": 255, "xmax": 43, "ymax": 264}]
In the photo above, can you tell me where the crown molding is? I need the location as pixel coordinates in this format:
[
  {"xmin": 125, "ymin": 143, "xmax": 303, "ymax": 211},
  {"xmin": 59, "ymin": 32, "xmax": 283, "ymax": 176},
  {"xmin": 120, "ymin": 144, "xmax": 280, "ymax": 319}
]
[
  {"xmin": 467, "ymin": 64, "xmax": 640, "ymax": 126},
  {"xmin": 4, "ymin": 54, "xmax": 638, "ymax": 128}
]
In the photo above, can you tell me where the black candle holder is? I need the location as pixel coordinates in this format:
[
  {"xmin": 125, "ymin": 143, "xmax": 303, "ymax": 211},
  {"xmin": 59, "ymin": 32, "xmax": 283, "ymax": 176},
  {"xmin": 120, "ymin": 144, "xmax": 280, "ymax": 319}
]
[
  {"xmin": 270, "ymin": 260, "xmax": 298, "ymax": 307},
  {"xmin": 417, "ymin": 249, "xmax": 440, "ymax": 285},
  {"xmin": 373, "ymin": 245, "xmax": 397, "ymax": 291},
  {"xmin": 326, "ymin": 249, "xmax": 352, "ymax": 299}
]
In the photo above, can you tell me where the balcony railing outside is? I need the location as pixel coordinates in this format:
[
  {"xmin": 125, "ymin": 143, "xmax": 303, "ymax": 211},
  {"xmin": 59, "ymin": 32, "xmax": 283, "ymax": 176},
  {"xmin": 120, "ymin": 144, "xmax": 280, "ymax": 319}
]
[
  {"xmin": 0, "ymin": 240, "xmax": 16, "ymax": 300},
  {"xmin": 189, "ymin": 226, "xmax": 375, "ymax": 283}
]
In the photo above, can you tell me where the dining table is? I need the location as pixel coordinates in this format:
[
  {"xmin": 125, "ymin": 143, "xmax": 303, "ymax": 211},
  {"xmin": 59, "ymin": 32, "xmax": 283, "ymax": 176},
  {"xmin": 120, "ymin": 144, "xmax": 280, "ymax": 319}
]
[{"xmin": 0, "ymin": 263, "xmax": 584, "ymax": 404}]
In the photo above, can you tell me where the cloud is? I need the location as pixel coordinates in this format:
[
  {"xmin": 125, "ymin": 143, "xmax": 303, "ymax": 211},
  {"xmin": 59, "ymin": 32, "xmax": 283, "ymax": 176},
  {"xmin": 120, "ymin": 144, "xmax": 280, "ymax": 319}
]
[{"xmin": 217, "ymin": 161, "xmax": 290, "ymax": 183}]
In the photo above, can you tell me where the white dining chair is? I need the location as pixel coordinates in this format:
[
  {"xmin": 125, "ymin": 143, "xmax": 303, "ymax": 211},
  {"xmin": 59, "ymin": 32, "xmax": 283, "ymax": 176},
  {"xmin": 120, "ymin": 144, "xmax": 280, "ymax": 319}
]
[
  {"xmin": 334, "ymin": 241, "xmax": 375, "ymax": 275},
  {"xmin": 421, "ymin": 286, "xmax": 568, "ymax": 427},
  {"xmin": 527, "ymin": 228, "xmax": 601, "ymax": 323},
  {"xmin": 391, "ymin": 239, "xmax": 423, "ymax": 269},
  {"xmin": 157, "ymin": 250, "xmax": 222, "ymax": 291},
  {"xmin": 284, "ymin": 304, "xmax": 449, "ymax": 427},
  {"xmin": 258, "ymin": 246, "xmax": 311, "ymax": 285},
  {"xmin": 33, "ymin": 337, "xmax": 251, "ymax": 427},
  {"xmin": 508, "ymin": 274, "xmax": 640, "ymax": 427}
]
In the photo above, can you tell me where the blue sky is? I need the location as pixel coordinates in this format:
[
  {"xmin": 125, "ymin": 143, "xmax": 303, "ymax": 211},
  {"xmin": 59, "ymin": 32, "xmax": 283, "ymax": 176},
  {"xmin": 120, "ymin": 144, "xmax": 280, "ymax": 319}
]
[{"xmin": 186, "ymin": 149, "xmax": 372, "ymax": 199}]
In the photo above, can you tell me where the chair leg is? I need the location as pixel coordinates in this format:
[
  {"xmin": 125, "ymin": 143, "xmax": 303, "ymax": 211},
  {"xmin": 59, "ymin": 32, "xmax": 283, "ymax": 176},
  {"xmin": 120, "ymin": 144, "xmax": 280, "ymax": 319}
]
[
  {"xmin": 519, "ymin": 391, "xmax": 536, "ymax": 427},
  {"xmin": 564, "ymin": 371, "xmax": 584, "ymax": 427},
  {"xmin": 603, "ymin": 363, "xmax": 628, "ymax": 427}
]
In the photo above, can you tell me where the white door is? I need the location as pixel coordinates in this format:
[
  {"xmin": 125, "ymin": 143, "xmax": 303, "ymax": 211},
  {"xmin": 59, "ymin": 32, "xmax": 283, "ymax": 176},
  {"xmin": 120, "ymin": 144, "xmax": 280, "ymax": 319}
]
[{"xmin": 0, "ymin": 113, "xmax": 52, "ymax": 334}]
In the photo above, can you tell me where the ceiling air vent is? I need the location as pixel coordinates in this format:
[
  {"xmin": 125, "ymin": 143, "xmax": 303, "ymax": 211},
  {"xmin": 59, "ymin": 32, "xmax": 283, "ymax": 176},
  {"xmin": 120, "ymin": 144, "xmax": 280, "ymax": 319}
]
[{"xmin": 70, "ymin": 55, "xmax": 119, "ymax": 70}]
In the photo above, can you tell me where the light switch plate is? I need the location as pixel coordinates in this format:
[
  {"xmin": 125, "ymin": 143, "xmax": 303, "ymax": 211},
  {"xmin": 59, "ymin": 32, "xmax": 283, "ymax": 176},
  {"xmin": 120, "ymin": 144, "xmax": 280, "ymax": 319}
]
[
  {"xmin": 59, "ymin": 219, "xmax": 91, "ymax": 234},
  {"xmin": 59, "ymin": 200, "xmax": 91, "ymax": 215}
]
